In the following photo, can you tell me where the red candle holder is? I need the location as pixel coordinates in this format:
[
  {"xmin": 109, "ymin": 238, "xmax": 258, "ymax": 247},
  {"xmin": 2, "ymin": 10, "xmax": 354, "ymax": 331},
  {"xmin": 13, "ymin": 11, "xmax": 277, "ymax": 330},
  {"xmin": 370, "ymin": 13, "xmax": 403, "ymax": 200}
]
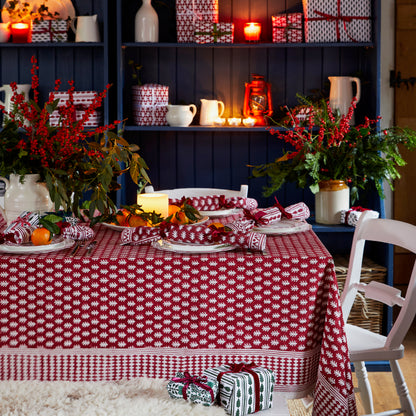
[
  {"xmin": 244, "ymin": 22, "xmax": 261, "ymax": 42},
  {"xmin": 11, "ymin": 22, "xmax": 31, "ymax": 43}
]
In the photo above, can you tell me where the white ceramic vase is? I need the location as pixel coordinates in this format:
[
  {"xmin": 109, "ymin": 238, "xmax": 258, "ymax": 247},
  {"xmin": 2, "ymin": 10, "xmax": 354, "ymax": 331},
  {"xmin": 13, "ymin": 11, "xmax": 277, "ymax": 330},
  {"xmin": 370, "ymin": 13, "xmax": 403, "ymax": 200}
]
[
  {"xmin": 315, "ymin": 180, "xmax": 350, "ymax": 225},
  {"xmin": 135, "ymin": 0, "xmax": 159, "ymax": 42},
  {"xmin": 0, "ymin": 174, "xmax": 54, "ymax": 225}
]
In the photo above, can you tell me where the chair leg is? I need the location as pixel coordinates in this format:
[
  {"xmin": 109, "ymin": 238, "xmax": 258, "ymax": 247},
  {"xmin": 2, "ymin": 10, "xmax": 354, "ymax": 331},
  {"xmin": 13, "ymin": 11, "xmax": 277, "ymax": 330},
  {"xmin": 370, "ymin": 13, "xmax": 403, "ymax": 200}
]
[
  {"xmin": 354, "ymin": 360, "xmax": 375, "ymax": 414},
  {"xmin": 390, "ymin": 360, "xmax": 416, "ymax": 416}
]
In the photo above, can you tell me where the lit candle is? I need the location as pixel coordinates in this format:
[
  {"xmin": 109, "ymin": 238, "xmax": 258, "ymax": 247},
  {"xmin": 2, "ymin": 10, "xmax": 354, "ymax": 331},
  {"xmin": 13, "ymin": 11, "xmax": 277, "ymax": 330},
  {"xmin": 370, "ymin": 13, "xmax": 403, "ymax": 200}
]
[
  {"xmin": 227, "ymin": 117, "xmax": 241, "ymax": 126},
  {"xmin": 137, "ymin": 193, "xmax": 169, "ymax": 218},
  {"xmin": 243, "ymin": 117, "xmax": 256, "ymax": 127},
  {"xmin": 213, "ymin": 117, "xmax": 226, "ymax": 126},
  {"xmin": 244, "ymin": 22, "xmax": 261, "ymax": 42},
  {"xmin": 11, "ymin": 22, "xmax": 31, "ymax": 43}
]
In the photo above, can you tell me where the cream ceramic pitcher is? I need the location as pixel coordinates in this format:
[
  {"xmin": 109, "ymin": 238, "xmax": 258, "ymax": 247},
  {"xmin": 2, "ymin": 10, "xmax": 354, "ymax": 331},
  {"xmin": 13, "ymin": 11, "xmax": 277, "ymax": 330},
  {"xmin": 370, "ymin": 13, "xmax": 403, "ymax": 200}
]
[
  {"xmin": 0, "ymin": 83, "xmax": 31, "ymax": 126},
  {"xmin": 329, "ymin": 76, "xmax": 361, "ymax": 124},
  {"xmin": 71, "ymin": 15, "xmax": 100, "ymax": 42},
  {"xmin": 200, "ymin": 99, "xmax": 225, "ymax": 126},
  {"xmin": 166, "ymin": 104, "xmax": 197, "ymax": 127}
]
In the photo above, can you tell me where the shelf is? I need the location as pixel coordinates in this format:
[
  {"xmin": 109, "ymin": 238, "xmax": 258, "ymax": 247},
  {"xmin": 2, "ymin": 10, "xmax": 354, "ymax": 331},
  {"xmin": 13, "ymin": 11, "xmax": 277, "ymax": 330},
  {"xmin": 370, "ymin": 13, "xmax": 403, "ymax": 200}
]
[
  {"xmin": 124, "ymin": 125, "xmax": 269, "ymax": 132},
  {"xmin": 123, "ymin": 41, "xmax": 375, "ymax": 49},
  {"xmin": 0, "ymin": 42, "xmax": 105, "ymax": 48}
]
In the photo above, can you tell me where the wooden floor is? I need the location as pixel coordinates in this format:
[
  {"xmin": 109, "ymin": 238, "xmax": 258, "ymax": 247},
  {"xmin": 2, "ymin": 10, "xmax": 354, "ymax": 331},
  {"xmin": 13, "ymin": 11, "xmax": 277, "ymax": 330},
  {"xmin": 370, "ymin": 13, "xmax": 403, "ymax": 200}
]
[{"xmin": 353, "ymin": 318, "xmax": 416, "ymax": 414}]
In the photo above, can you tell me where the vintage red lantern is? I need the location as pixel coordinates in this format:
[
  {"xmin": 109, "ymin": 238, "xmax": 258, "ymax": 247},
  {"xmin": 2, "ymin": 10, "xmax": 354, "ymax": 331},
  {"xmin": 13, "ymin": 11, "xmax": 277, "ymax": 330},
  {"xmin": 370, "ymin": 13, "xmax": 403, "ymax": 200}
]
[{"xmin": 243, "ymin": 74, "xmax": 273, "ymax": 126}]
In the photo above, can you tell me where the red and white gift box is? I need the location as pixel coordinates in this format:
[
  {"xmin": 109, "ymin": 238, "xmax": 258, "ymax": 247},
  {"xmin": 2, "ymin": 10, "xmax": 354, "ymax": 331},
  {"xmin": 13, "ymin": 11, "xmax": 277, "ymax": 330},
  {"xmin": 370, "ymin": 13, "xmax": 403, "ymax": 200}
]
[
  {"xmin": 272, "ymin": 13, "xmax": 303, "ymax": 43},
  {"xmin": 176, "ymin": 0, "xmax": 219, "ymax": 43},
  {"xmin": 48, "ymin": 91, "xmax": 101, "ymax": 127},
  {"xmin": 132, "ymin": 84, "xmax": 169, "ymax": 126},
  {"xmin": 194, "ymin": 21, "xmax": 234, "ymax": 44},
  {"xmin": 302, "ymin": 0, "xmax": 372, "ymax": 43},
  {"xmin": 32, "ymin": 20, "xmax": 68, "ymax": 42}
]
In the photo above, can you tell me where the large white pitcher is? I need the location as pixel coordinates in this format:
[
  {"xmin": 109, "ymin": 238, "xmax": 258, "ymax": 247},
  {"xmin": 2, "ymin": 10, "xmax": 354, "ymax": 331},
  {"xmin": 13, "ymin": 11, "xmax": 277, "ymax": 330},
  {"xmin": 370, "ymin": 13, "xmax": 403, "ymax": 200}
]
[
  {"xmin": 329, "ymin": 76, "xmax": 361, "ymax": 124},
  {"xmin": 70, "ymin": 15, "xmax": 100, "ymax": 42},
  {"xmin": 200, "ymin": 99, "xmax": 225, "ymax": 126},
  {"xmin": 0, "ymin": 83, "xmax": 31, "ymax": 126}
]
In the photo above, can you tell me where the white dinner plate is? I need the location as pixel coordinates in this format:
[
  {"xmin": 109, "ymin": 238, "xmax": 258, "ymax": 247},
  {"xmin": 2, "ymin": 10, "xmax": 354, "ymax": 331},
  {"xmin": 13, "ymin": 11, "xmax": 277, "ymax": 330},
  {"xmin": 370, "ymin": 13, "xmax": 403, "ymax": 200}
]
[
  {"xmin": 151, "ymin": 239, "xmax": 236, "ymax": 254},
  {"xmin": 102, "ymin": 216, "xmax": 209, "ymax": 232},
  {"xmin": 253, "ymin": 219, "xmax": 312, "ymax": 235},
  {"xmin": 198, "ymin": 208, "xmax": 240, "ymax": 218},
  {"xmin": 0, "ymin": 236, "xmax": 75, "ymax": 254}
]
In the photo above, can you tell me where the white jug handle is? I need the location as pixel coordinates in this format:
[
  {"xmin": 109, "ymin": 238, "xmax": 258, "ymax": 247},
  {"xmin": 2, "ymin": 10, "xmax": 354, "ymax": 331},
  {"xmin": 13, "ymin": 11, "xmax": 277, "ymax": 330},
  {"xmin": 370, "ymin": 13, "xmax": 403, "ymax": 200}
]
[
  {"xmin": 352, "ymin": 77, "xmax": 361, "ymax": 103},
  {"xmin": 0, "ymin": 176, "xmax": 9, "ymax": 190},
  {"xmin": 70, "ymin": 17, "xmax": 77, "ymax": 34},
  {"xmin": 0, "ymin": 176, "xmax": 9, "ymax": 220},
  {"xmin": 0, "ymin": 86, "xmax": 5, "ymax": 107},
  {"xmin": 189, "ymin": 104, "xmax": 197, "ymax": 117},
  {"xmin": 218, "ymin": 101, "xmax": 225, "ymax": 117}
]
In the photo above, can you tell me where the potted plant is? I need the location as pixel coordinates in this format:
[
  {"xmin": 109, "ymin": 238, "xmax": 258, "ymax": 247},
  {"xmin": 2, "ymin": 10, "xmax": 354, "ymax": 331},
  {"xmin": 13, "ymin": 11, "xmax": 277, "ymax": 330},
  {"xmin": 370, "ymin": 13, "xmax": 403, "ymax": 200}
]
[
  {"xmin": 251, "ymin": 95, "xmax": 416, "ymax": 223},
  {"xmin": 0, "ymin": 56, "xmax": 150, "ymax": 224}
]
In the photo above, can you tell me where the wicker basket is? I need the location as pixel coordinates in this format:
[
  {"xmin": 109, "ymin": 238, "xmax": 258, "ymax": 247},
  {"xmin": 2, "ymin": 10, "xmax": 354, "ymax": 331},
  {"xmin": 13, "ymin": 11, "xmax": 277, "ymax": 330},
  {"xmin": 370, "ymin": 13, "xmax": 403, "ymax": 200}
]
[{"xmin": 334, "ymin": 255, "xmax": 386, "ymax": 334}]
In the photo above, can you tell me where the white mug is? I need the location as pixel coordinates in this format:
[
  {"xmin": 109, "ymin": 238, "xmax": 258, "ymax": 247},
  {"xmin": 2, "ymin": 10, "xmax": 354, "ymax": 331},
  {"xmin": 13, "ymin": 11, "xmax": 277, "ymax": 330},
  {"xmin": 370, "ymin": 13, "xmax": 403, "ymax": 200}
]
[
  {"xmin": 71, "ymin": 15, "xmax": 100, "ymax": 42},
  {"xmin": 200, "ymin": 99, "xmax": 225, "ymax": 126}
]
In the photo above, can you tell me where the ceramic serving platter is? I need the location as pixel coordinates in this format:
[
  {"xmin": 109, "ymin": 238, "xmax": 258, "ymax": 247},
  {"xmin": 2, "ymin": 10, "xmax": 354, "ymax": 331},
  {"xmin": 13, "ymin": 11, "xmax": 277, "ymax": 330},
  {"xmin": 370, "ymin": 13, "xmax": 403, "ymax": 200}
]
[
  {"xmin": 198, "ymin": 208, "xmax": 240, "ymax": 218},
  {"xmin": 0, "ymin": 236, "xmax": 74, "ymax": 254}
]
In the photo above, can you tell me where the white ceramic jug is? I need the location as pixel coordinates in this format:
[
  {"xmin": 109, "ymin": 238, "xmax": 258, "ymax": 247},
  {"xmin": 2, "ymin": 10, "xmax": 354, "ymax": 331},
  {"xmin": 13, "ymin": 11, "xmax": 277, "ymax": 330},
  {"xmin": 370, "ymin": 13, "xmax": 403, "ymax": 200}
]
[
  {"xmin": 71, "ymin": 15, "xmax": 100, "ymax": 42},
  {"xmin": 0, "ymin": 83, "xmax": 31, "ymax": 126},
  {"xmin": 0, "ymin": 174, "xmax": 54, "ymax": 225},
  {"xmin": 166, "ymin": 104, "xmax": 197, "ymax": 127},
  {"xmin": 329, "ymin": 76, "xmax": 361, "ymax": 124},
  {"xmin": 200, "ymin": 99, "xmax": 225, "ymax": 126}
]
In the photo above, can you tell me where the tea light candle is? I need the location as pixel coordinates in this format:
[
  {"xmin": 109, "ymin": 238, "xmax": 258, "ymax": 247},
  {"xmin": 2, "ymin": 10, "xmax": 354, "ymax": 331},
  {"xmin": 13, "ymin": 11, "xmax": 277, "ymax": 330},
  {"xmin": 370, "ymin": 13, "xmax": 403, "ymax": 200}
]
[
  {"xmin": 137, "ymin": 193, "xmax": 169, "ymax": 218},
  {"xmin": 243, "ymin": 117, "xmax": 256, "ymax": 127},
  {"xmin": 214, "ymin": 117, "xmax": 226, "ymax": 126},
  {"xmin": 244, "ymin": 22, "xmax": 261, "ymax": 42},
  {"xmin": 10, "ymin": 22, "xmax": 30, "ymax": 43},
  {"xmin": 228, "ymin": 117, "xmax": 241, "ymax": 126}
]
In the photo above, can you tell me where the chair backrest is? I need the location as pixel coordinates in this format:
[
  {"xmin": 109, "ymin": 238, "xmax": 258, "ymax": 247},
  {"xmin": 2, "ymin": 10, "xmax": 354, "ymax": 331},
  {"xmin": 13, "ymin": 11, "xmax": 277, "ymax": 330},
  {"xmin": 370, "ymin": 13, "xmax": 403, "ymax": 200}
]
[
  {"xmin": 144, "ymin": 185, "xmax": 249, "ymax": 199},
  {"xmin": 341, "ymin": 211, "xmax": 416, "ymax": 350}
]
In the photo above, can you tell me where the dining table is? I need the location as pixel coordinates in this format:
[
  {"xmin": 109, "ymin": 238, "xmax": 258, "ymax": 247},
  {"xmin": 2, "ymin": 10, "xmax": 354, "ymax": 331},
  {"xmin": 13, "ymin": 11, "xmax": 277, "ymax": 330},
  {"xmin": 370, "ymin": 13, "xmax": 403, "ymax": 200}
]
[{"xmin": 0, "ymin": 215, "xmax": 357, "ymax": 416}]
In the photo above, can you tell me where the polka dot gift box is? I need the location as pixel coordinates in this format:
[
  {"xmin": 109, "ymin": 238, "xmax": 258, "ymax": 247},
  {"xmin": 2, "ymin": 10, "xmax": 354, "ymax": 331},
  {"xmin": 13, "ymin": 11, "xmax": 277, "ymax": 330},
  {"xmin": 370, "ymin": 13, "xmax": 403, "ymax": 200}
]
[{"xmin": 302, "ymin": 0, "xmax": 372, "ymax": 43}]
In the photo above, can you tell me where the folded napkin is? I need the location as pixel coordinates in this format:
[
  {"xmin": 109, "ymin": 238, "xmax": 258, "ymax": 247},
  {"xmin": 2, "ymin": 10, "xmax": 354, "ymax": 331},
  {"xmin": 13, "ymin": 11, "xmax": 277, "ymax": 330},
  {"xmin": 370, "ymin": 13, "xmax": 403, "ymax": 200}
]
[
  {"xmin": 243, "ymin": 201, "xmax": 310, "ymax": 226},
  {"xmin": 121, "ymin": 222, "xmax": 266, "ymax": 251},
  {"xmin": 169, "ymin": 195, "xmax": 258, "ymax": 211},
  {"xmin": 61, "ymin": 225, "xmax": 95, "ymax": 240},
  {"xmin": 2, "ymin": 211, "xmax": 39, "ymax": 245}
]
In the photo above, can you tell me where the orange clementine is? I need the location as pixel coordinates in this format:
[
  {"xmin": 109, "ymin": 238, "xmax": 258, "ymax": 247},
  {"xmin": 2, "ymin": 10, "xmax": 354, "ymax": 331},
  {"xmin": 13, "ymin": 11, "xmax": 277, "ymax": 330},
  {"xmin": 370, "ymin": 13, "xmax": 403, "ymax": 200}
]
[
  {"xmin": 168, "ymin": 205, "xmax": 181, "ymax": 216},
  {"xmin": 128, "ymin": 214, "xmax": 149, "ymax": 227},
  {"xmin": 115, "ymin": 210, "xmax": 129, "ymax": 226},
  {"xmin": 31, "ymin": 227, "xmax": 52, "ymax": 246},
  {"xmin": 171, "ymin": 211, "xmax": 189, "ymax": 225},
  {"xmin": 210, "ymin": 222, "xmax": 224, "ymax": 229}
]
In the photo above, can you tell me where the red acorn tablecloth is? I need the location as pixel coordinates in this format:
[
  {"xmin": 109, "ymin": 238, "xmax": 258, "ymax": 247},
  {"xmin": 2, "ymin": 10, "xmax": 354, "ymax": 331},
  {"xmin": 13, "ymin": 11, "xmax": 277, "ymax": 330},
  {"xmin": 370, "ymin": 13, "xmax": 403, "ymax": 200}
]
[{"xmin": 0, "ymin": 216, "xmax": 357, "ymax": 416}]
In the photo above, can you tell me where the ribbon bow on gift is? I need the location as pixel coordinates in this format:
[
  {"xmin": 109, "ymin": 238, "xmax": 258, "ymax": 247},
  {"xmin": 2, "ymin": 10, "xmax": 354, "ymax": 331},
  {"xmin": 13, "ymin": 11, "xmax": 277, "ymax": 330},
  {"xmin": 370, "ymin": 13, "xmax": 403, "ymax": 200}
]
[
  {"xmin": 217, "ymin": 363, "xmax": 261, "ymax": 412},
  {"xmin": 172, "ymin": 372, "xmax": 215, "ymax": 402}
]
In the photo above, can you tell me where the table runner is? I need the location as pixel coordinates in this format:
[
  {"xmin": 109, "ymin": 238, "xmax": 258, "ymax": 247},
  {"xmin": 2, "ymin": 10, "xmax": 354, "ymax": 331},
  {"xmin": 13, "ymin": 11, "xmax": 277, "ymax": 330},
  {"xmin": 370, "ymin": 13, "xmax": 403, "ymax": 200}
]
[{"xmin": 0, "ymin": 218, "xmax": 357, "ymax": 416}]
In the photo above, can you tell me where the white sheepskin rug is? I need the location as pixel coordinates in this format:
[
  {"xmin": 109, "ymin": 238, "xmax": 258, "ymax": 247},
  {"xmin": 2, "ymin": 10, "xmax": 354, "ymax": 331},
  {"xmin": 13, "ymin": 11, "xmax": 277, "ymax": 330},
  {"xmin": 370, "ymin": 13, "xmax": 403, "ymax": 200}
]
[{"xmin": 0, "ymin": 378, "xmax": 227, "ymax": 416}]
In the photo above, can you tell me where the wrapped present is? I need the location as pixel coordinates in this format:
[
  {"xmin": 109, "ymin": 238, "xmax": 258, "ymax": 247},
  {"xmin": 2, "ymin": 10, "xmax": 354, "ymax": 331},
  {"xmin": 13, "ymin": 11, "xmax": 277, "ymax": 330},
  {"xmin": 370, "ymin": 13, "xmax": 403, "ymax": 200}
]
[
  {"xmin": 195, "ymin": 22, "xmax": 234, "ymax": 44},
  {"xmin": 272, "ymin": 13, "xmax": 303, "ymax": 43},
  {"xmin": 203, "ymin": 363, "xmax": 275, "ymax": 416},
  {"xmin": 3, "ymin": 211, "xmax": 39, "ymax": 245},
  {"xmin": 169, "ymin": 195, "xmax": 258, "ymax": 211},
  {"xmin": 167, "ymin": 371, "xmax": 218, "ymax": 406},
  {"xmin": 48, "ymin": 91, "xmax": 102, "ymax": 127},
  {"xmin": 61, "ymin": 225, "xmax": 95, "ymax": 241},
  {"xmin": 302, "ymin": 0, "xmax": 372, "ymax": 43},
  {"xmin": 340, "ymin": 206, "xmax": 379, "ymax": 227},
  {"xmin": 32, "ymin": 20, "xmax": 68, "ymax": 43},
  {"xmin": 176, "ymin": 0, "xmax": 219, "ymax": 43},
  {"xmin": 132, "ymin": 84, "xmax": 169, "ymax": 126}
]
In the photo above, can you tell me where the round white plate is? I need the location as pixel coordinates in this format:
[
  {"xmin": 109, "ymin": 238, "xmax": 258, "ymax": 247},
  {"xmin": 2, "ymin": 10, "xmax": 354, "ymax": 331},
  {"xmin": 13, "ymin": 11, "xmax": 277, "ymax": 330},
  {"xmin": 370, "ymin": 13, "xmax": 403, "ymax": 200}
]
[
  {"xmin": 102, "ymin": 216, "xmax": 209, "ymax": 232},
  {"xmin": 151, "ymin": 239, "xmax": 236, "ymax": 254},
  {"xmin": 0, "ymin": 236, "xmax": 75, "ymax": 254},
  {"xmin": 253, "ymin": 219, "xmax": 312, "ymax": 235},
  {"xmin": 198, "ymin": 208, "xmax": 240, "ymax": 218}
]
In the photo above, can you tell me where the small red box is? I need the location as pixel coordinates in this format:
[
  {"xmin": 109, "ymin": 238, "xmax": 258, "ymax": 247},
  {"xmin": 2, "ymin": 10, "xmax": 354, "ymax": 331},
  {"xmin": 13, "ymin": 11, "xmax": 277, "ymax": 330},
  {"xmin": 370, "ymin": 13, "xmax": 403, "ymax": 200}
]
[
  {"xmin": 272, "ymin": 14, "xmax": 303, "ymax": 43},
  {"xmin": 194, "ymin": 21, "xmax": 234, "ymax": 44}
]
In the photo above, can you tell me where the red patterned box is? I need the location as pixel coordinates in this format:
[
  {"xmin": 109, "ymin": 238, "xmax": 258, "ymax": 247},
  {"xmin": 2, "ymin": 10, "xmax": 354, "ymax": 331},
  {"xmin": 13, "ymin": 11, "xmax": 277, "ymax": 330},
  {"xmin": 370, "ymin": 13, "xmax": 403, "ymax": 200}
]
[
  {"xmin": 272, "ymin": 14, "xmax": 303, "ymax": 43},
  {"xmin": 32, "ymin": 20, "xmax": 68, "ymax": 43},
  {"xmin": 132, "ymin": 84, "xmax": 169, "ymax": 126},
  {"xmin": 194, "ymin": 21, "xmax": 234, "ymax": 44},
  {"xmin": 302, "ymin": 0, "xmax": 372, "ymax": 43},
  {"xmin": 48, "ymin": 91, "xmax": 101, "ymax": 127},
  {"xmin": 176, "ymin": 0, "xmax": 219, "ymax": 43}
]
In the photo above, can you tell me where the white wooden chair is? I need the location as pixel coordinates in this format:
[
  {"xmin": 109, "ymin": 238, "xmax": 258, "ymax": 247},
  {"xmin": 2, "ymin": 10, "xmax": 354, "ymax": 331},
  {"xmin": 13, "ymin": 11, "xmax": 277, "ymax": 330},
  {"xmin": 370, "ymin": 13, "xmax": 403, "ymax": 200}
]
[
  {"xmin": 341, "ymin": 211, "xmax": 416, "ymax": 416},
  {"xmin": 144, "ymin": 184, "xmax": 249, "ymax": 199}
]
